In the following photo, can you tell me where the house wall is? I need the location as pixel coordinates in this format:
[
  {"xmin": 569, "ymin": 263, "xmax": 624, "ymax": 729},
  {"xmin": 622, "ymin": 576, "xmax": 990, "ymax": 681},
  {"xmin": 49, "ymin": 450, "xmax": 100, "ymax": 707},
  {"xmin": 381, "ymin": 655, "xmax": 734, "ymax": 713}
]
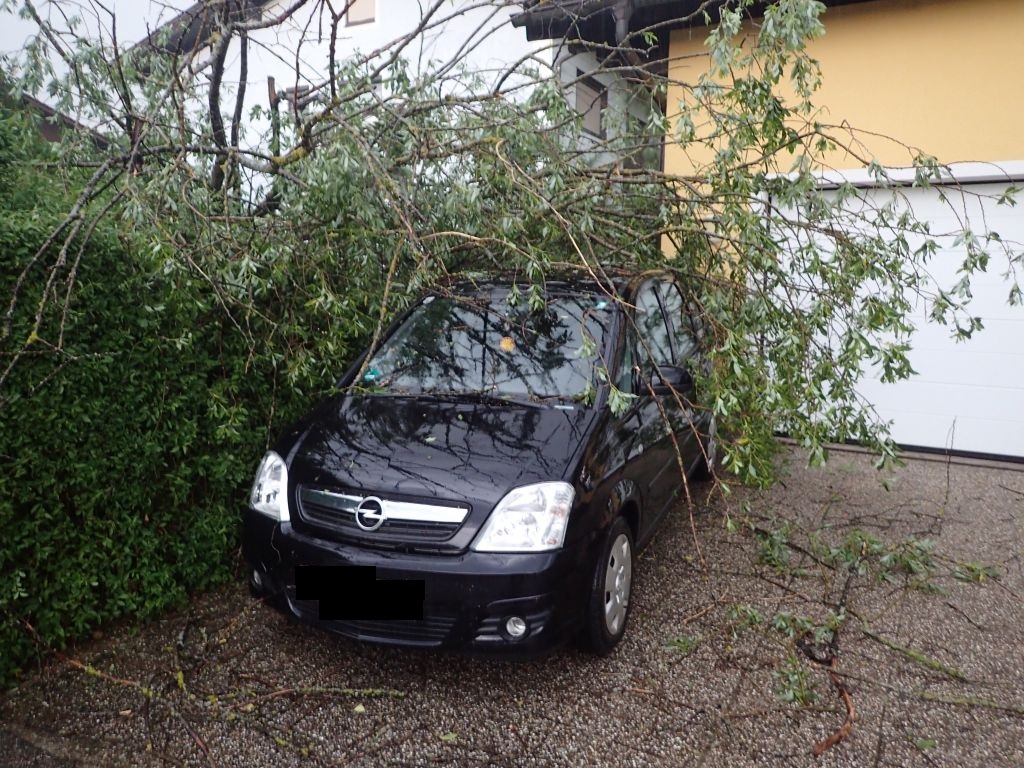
[
  {"xmin": 233, "ymin": 1, "xmax": 655, "ymax": 160},
  {"xmin": 196, "ymin": 0, "xmax": 556, "ymax": 153},
  {"xmin": 665, "ymin": 0, "xmax": 1024, "ymax": 175},
  {"xmin": 237, "ymin": 0, "xmax": 555, "ymax": 101},
  {"xmin": 662, "ymin": 0, "xmax": 1024, "ymax": 458},
  {"xmin": 558, "ymin": 49, "xmax": 662, "ymax": 168}
]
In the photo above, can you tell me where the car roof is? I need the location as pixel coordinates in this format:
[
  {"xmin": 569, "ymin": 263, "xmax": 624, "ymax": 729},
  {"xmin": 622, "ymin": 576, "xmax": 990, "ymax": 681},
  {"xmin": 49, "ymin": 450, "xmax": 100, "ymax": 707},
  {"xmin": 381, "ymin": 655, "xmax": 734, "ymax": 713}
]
[{"xmin": 439, "ymin": 269, "xmax": 670, "ymax": 299}]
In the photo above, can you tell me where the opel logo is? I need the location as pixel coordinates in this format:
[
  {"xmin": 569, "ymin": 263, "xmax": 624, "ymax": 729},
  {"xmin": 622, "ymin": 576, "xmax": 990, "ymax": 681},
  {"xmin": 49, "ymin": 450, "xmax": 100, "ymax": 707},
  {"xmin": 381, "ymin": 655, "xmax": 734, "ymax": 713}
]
[{"xmin": 354, "ymin": 496, "xmax": 386, "ymax": 532}]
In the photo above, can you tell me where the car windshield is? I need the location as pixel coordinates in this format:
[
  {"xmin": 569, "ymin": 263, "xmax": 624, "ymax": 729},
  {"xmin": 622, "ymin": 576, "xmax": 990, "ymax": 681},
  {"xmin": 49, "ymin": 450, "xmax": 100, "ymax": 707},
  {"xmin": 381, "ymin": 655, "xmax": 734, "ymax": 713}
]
[{"xmin": 359, "ymin": 292, "xmax": 611, "ymax": 403}]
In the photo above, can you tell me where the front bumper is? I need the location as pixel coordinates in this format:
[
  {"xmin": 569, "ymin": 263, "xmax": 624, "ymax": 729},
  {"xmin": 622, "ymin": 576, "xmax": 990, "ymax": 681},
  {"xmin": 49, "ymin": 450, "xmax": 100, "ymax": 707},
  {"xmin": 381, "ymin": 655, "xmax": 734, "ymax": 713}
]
[{"xmin": 242, "ymin": 508, "xmax": 590, "ymax": 654}]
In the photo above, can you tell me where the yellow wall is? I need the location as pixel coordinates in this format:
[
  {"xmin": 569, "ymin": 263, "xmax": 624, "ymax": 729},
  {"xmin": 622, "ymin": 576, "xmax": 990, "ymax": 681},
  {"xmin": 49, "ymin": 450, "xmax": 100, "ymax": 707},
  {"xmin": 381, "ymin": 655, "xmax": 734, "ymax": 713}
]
[{"xmin": 665, "ymin": 0, "xmax": 1024, "ymax": 174}]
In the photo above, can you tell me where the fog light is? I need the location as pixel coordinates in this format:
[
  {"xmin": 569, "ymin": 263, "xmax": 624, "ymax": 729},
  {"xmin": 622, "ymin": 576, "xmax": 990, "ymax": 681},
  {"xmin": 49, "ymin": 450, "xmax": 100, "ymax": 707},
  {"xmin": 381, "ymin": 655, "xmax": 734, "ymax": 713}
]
[
  {"xmin": 250, "ymin": 568, "xmax": 264, "ymax": 592},
  {"xmin": 505, "ymin": 616, "xmax": 528, "ymax": 639}
]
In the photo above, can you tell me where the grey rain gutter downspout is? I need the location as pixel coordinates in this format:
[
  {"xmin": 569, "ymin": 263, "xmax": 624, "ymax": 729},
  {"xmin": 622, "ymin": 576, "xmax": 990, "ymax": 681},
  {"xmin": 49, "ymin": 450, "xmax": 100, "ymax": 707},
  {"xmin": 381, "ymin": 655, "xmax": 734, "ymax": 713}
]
[
  {"xmin": 612, "ymin": 0, "xmax": 633, "ymax": 45},
  {"xmin": 611, "ymin": 0, "xmax": 653, "ymax": 81}
]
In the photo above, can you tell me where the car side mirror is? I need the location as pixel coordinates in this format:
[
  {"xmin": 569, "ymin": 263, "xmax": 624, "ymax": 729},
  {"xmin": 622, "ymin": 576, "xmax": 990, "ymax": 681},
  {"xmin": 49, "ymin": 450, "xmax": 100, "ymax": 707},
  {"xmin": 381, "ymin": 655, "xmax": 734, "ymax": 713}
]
[{"xmin": 650, "ymin": 365, "xmax": 694, "ymax": 397}]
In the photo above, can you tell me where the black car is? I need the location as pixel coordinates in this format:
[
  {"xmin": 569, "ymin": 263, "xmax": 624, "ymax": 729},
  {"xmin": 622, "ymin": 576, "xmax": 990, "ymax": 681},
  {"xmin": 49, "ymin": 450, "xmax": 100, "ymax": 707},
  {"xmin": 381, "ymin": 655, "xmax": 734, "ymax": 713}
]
[{"xmin": 244, "ymin": 272, "xmax": 717, "ymax": 655}]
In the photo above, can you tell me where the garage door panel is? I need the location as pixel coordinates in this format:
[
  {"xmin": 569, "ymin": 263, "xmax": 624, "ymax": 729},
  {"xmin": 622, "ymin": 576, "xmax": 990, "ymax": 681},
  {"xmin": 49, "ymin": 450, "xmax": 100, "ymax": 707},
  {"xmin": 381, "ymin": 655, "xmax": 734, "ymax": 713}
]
[
  {"xmin": 837, "ymin": 181, "xmax": 1024, "ymax": 457},
  {"xmin": 952, "ymin": 287, "xmax": 1023, "ymax": 320},
  {"xmin": 864, "ymin": 348, "xmax": 1024, "ymax": 388},
  {"xmin": 907, "ymin": 253, "xmax": 1020, "ymax": 314},
  {"xmin": 902, "ymin": 290, "xmax": 1022, "ymax": 322},
  {"xmin": 859, "ymin": 378, "xmax": 1023, "ymax": 423},
  {"xmin": 906, "ymin": 318, "xmax": 1024, "ymax": 355},
  {"xmin": 903, "ymin": 182, "xmax": 1018, "ymax": 220},
  {"xmin": 862, "ymin": 407, "xmax": 1021, "ymax": 457}
]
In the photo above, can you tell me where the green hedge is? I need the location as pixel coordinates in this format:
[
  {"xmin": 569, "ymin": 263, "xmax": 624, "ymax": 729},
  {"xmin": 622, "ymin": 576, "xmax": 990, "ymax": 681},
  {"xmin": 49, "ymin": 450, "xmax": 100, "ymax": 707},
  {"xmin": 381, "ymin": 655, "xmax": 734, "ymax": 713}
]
[{"xmin": 0, "ymin": 208, "xmax": 283, "ymax": 684}]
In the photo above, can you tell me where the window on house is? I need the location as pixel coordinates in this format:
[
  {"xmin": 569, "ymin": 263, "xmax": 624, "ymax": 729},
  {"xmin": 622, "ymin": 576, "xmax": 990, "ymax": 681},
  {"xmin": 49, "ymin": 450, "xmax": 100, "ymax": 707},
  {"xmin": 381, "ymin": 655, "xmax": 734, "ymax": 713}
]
[
  {"xmin": 347, "ymin": 0, "xmax": 375, "ymax": 25},
  {"xmin": 620, "ymin": 115, "xmax": 663, "ymax": 171},
  {"xmin": 576, "ymin": 74, "xmax": 607, "ymax": 137}
]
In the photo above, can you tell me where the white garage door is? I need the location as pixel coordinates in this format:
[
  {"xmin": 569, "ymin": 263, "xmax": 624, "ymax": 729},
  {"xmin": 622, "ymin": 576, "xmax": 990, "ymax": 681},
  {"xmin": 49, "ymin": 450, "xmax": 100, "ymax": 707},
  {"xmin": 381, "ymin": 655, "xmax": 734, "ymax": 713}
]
[{"xmin": 853, "ymin": 181, "xmax": 1024, "ymax": 458}]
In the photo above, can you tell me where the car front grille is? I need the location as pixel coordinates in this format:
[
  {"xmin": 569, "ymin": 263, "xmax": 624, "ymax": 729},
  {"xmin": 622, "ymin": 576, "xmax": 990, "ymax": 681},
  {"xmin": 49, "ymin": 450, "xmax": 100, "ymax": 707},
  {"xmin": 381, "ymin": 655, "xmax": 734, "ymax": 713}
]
[
  {"xmin": 288, "ymin": 595, "xmax": 458, "ymax": 646},
  {"xmin": 296, "ymin": 486, "xmax": 467, "ymax": 546}
]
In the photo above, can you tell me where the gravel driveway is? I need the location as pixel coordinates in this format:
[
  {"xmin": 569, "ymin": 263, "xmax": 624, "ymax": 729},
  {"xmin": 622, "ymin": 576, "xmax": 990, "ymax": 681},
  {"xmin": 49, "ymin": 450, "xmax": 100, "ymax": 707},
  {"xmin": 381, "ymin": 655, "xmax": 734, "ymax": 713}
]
[{"xmin": 3, "ymin": 447, "xmax": 1023, "ymax": 767}]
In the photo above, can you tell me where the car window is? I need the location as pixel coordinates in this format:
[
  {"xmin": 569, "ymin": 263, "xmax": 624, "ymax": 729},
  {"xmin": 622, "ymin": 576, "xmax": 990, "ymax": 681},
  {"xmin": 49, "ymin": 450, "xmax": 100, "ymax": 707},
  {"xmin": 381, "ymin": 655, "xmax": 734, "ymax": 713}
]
[
  {"xmin": 634, "ymin": 282, "xmax": 673, "ymax": 369},
  {"xmin": 360, "ymin": 293, "xmax": 610, "ymax": 402},
  {"xmin": 615, "ymin": 327, "xmax": 635, "ymax": 393},
  {"xmin": 657, "ymin": 281, "xmax": 699, "ymax": 361}
]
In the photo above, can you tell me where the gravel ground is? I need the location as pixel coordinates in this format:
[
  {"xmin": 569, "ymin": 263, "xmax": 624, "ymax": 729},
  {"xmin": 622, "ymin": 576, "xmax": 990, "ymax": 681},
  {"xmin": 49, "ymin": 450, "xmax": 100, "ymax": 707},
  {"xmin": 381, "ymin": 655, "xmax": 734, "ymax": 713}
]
[{"xmin": 3, "ymin": 447, "xmax": 1023, "ymax": 767}]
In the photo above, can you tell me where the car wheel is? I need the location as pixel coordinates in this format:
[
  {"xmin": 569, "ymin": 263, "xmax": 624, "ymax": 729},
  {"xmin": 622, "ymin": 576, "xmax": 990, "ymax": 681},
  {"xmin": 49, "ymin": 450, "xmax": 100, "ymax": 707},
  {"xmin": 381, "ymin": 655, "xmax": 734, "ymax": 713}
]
[
  {"xmin": 693, "ymin": 415, "xmax": 719, "ymax": 481},
  {"xmin": 248, "ymin": 568, "xmax": 264, "ymax": 598},
  {"xmin": 582, "ymin": 517, "xmax": 634, "ymax": 655}
]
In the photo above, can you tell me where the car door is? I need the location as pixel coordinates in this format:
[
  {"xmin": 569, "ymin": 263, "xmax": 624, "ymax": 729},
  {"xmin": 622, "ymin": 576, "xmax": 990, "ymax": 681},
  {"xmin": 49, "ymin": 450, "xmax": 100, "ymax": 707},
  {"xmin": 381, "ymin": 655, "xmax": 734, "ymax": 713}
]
[
  {"xmin": 631, "ymin": 279, "xmax": 687, "ymax": 537},
  {"xmin": 656, "ymin": 280, "xmax": 706, "ymax": 472}
]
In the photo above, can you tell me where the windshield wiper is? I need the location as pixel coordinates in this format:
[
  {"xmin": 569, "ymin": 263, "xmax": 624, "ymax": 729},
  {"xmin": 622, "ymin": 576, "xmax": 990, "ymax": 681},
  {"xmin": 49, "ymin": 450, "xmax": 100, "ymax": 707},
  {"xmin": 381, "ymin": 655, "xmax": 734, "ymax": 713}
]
[{"xmin": 418, "ymin": 390, "xmax": 546, "ymax": 409}]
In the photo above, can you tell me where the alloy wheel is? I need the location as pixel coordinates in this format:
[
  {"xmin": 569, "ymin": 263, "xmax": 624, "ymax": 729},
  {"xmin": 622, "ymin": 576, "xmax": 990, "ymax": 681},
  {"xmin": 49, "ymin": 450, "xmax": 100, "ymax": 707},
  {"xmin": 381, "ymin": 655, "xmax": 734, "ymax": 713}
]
[{"xmin": 603, "ymin": 533, "xmax": 632, "ymax": 635}]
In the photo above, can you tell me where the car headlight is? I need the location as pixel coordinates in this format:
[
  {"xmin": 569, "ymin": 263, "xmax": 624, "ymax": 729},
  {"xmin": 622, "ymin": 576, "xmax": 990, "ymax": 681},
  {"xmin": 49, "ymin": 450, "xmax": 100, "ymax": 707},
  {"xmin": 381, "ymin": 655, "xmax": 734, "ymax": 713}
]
[
  {"xmin": 471, "ymin": 482, "xmax": 574, "ymax": 553},
  {"xmin": 249, "ymin": 451, "xmax": 289, "ymax": 521}
]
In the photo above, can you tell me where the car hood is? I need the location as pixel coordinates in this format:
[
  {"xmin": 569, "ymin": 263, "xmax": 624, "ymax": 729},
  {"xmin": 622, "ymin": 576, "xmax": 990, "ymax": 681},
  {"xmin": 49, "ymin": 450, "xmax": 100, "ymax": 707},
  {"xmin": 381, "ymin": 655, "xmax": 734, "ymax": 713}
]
[{"xmin": 286, "ymin": 394, "xmax": 596, "ymax": 515}]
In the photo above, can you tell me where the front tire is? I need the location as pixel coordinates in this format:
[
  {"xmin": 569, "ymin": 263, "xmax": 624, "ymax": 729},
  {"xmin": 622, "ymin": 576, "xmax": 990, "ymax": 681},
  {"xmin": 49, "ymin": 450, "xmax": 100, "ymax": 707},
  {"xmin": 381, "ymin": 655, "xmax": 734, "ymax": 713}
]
[{"xmin": 581, "ymin": 517, "xmax": 634, "ymax": 655}]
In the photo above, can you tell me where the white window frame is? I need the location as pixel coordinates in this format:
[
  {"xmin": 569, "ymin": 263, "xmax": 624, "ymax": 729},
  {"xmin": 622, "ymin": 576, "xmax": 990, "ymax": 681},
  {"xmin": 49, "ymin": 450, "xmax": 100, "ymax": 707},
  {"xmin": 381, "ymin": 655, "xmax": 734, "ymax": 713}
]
[{"xmin": 576, "ymin": 73, "xmax": 607, "ymax": 138}]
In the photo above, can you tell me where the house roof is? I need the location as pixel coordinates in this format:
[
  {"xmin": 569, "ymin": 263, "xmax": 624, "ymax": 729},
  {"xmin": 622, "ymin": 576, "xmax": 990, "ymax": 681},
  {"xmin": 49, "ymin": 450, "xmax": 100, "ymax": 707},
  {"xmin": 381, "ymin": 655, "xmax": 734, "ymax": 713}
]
[
  {"xmin": 16, "ymin": 92, "xmax": 111, "ymax": 149},
  {"xmin": 132, "ymin": 0, "xmax": 274, "ymax": 58},
  {"xmin": 512, "ymin": 0, "xmax": 875, "ymax": 44},
  {"xmin": 14, "ymin": 1, "xmax": 275, "ymax": 146}
]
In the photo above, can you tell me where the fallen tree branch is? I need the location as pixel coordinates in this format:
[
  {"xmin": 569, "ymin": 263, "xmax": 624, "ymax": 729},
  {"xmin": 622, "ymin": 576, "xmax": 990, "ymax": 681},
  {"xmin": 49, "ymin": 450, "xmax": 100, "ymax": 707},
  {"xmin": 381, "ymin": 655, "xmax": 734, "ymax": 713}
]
[
  {"xmin": 918, "ymin": 691, "xmax": 1024, "ymax": 717},
  {"xmin": 800, "ymin": 539, "xmax": 863, "ymax": 756},
  {"xmin": 236, "ymin": 685, "xmax": 407, "ymax": 708},
  {"xmin": 812, "ymin": 655, "xmax": 856, "ymax": 756},
  {"xmin": 859, "ymin": 627, "xmax": 966, "ymax": 681}
]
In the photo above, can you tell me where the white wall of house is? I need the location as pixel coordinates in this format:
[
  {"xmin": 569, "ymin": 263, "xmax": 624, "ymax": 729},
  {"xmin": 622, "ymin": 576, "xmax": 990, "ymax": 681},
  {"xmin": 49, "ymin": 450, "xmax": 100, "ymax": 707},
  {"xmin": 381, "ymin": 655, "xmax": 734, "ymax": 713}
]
[
  {"xmin": 157, "ymin": 1, "xmax": 560, "ymax": 165},
  {"xmin": 558, "ymin": 48, "xmax": 659, "ymax": 168},
  {"xmin": 217, "ymin": 1, "xmax": 660, "ymax": 166},
  {"xmin": 232, "ymin": 0, "xmax": 555, "ymax": 106}
]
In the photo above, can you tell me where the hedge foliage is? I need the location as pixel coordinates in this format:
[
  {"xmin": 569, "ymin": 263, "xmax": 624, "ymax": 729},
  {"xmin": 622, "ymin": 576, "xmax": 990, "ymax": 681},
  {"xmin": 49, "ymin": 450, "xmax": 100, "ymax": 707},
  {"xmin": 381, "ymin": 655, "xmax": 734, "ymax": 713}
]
[{"xmin": 0, "ymin": 113, "xmax": 313, "ymax": 685}]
